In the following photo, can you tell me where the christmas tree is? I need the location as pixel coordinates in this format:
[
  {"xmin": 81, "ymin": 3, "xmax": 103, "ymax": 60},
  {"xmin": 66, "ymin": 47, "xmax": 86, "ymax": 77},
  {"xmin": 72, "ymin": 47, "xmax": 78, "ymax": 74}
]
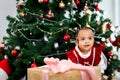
[{"xmin": 0, "ymin": 0, "xmax": 120, "ymax": 80}]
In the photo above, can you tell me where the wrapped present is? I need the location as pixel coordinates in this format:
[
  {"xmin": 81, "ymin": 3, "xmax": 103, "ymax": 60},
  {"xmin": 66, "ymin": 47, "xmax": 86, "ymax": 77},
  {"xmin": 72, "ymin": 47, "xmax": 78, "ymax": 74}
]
[{"xmin": 27, "ymin": 66, "xmax": 102, "ymax": 80}]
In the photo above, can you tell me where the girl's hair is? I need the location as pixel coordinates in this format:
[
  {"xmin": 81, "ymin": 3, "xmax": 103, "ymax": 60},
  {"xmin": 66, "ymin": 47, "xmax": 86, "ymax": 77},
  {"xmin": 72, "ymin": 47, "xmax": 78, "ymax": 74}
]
[{"xmin": 75, "ymin": 26, "xmax": 95, "ymax": 39}]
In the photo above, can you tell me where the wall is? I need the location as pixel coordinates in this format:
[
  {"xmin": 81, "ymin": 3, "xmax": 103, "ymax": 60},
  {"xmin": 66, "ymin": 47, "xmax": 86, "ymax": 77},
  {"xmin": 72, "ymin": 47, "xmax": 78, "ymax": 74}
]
[
  {"xmin": 0, "ymin": 0, "xmax": 118, "ymax": 41},
  {"xmin": 0, "ymin": 0, "xmax": 16, "ymax": 41}
]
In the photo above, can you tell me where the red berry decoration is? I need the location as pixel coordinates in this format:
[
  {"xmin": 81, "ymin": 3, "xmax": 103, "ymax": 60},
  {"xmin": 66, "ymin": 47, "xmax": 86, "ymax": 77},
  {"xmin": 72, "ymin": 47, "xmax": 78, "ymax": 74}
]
[
  {"xmin": 31, "ymin": 60, "xmax": 37, "ymax": 68},
  {"xmin": 11, "ymin": 49, "xmax": 17, "ymax": 56},
  {"xmin": 64, "ymin": 33, "xmax": 70, "ymax": 41}
]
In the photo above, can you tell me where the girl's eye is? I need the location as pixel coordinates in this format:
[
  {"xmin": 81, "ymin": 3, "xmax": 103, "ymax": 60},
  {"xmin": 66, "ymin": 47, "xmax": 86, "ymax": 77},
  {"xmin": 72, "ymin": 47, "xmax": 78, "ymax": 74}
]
[
  {"xmin": 81, "ymin": 38, "xmax": 85, "ymax": 40},
  {"xmin": 89, "ymin": 37, "xmax": 93, "ymax": 40}
]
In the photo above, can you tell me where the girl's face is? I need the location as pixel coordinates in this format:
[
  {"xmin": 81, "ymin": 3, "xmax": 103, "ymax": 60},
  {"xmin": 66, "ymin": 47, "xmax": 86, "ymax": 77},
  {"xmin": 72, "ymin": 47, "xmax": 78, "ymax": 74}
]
[{"xmin": 75, "ymin": 29, "xmax": 94, "ymax": 54}]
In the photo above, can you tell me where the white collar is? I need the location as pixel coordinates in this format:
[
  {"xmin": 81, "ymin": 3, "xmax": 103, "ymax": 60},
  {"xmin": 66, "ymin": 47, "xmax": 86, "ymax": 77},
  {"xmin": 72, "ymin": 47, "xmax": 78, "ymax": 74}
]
[{"xmin": 75, "ymin": 46, "xmax": 91, "ymax": 58}]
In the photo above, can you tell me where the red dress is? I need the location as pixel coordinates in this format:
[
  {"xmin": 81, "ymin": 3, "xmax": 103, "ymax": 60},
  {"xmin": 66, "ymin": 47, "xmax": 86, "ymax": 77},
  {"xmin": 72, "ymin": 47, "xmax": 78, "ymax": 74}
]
[{"xmin": 66, "ymin": 47, "xmax": 101, "ymax": 66}]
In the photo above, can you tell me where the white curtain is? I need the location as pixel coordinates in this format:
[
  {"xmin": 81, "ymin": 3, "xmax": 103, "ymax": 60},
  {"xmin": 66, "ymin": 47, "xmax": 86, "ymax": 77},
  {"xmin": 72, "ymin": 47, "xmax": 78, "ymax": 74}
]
[{"xmin": 114, "ymin": 0, "xmax": 120, "ymax": 27}]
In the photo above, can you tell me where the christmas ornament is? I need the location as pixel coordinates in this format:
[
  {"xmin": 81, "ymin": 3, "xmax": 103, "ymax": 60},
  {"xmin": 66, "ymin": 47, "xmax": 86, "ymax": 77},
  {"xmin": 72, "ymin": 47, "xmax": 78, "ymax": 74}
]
[
  {"xmin": 20, "ymin": 12, "xmax": 25, "ymax": 17},
  {"xmin": 15, "ymin": 46, "xmax": 20, "ymax": 50},
  {"xmin": 46, "ymin": 10, "xmax": 54, "ymax": 18},
  {"xmin": 94, "ymin": 3, "xmax": 99, "ymax": 11},
  {"xmin": 112, "ymin": 54, "xmax": 118, "ymax": 60},
  {"xmin": 109, "ymin": 34, "xmax": 116, "ymax": 42},
  {"xmin": 43, "ymin": 0, "xmax": 48, "ymax": 3},
  {"xmin": 101, "ymin": 37, "xmax": 106, "ymax": 42},
  {"xmin": 106, "ymin": 23, "xmax": 111, "ymax": 29},
  {"xmin": 111, "ymin": 73, "xmax": 115, "ymax": 78},
  {"xmin": 11, "ymin": 49, "xmax": 17, "ymax": 56},
  {"xmin": 86, "ymin": 9, "xmax": 92, "ymax": 15},
  {"xmin": 54, "ymin": 42, "xmax": 59, "ymax": 49},
  {"xmin": 63, "ymin": 33, "xmax": 70, "ymax": 41},
  {"xmin": 72, "ymin": 0, "xmax": 77, "ymax": 9},
  {"xmin": 64, "ymin": 10, "xmax": 70, "ymax": 19},
  {"xmin": 108, "ymin": 52, "xmax": 112, "ymax": 56},
  {"xmin": 39, "ymin": 14, "xmax": 44, "ymax": 19},
  {"xmin": 83, "ymin": 2, "xmax": 88, "ymax": 14},
  {"xmin": 18, "ymin": 0, "xmax": 24, "ymax": 9},
  {"xmin": 59, "ymin": 23, "xmax": 63, "ymax": 26},
  {"xmin": 96, "ymin": 21, "xmax": 101, "ymax": 26},
  {"xmin": 38, "ymin": 0, "xmax": 43, "ymax": 3},
  {"xmin": 49, "ymin": 0, "xmax": 53, "ymax": 3},
  {"xmin": 75, "ymin": 0, "xmax": 80, "ymax": 5},
  {"xmin": 31, "ymin": 60, "xmax": 37, "ymax": 68},
  {"xmin": 59, "ymin": 1, "xmax": 65, "ymax": 9},
  {"xmin": 0, "ymin": 56, "xmax": 11, "ymax": 80},
  {"xmin": 18, "ymin": 53, "xmax": 21, "ymax": 58},
  {"xmin": 102, "ymin": 25, "xmax": 107, "ymax": 33},
  {"xmin": 44, "ymin": 35, "xmax": 48, "ymax": 41}
]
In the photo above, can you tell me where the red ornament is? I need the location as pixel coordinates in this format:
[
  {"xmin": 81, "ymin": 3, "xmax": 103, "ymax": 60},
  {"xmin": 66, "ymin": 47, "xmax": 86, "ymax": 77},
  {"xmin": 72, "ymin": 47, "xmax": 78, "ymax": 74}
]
[
  {"xmin": 108, "ymin": 52, "xmax": 112, "ymax": 56},
  {"xmin": 39, "ymin": 15, "xmax": 44, "ymax": 19},
  {"xmin": 43, "ymin": 0, "xmax": 48, "ymax": 3},
  {"xmin": 18, "ymin": 53, "xmax": 21, "ymax": 58},
  {"xmin": 20, "ymin": 12, "xmax": 25, "ymax": 17},
  {"xmin": 11, "ymin": 49, "xmax": 17, "ymax": 56},
  {"xmin": 118, "ymin": 69, "xmax": 120, "ymax": 72},
  {"xmin": 18, "ymin": 4, "xmax": 23, "ymax": 9},
  {"xmin": 31, "ymin": 61, "xmax": 37, "ymax": 68},
  {"xmin": 75, "ymin": 0, "xmax": 80, "ymax": 5},
  {"xmin": 94, "ymin": 3, "xmax": 99, "ymax": 11},
  {"xmin": 106, "ymin": 23, "xmax": 111, "ymax": 29},
  {"xmin": 63, "ymin": 33, "xmax": 70, "ymax": 41}
]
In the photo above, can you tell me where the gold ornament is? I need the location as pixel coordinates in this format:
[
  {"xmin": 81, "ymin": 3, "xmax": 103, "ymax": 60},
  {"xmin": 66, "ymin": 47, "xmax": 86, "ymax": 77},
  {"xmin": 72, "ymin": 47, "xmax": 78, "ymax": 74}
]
[
  {"xmin": 112, "ymin": 54, "xmax": 118, "ymax": 60},
  {"xmin": 20, "ymin": 12, "xmax": 25, "ymax": 17},
  {"xmin": 86, "ymin": 9, "xmax": 92, "ymax": 15},
  {"xmin": 97, "ymin": 21, "xmax": 101, "ymax": 25},
  {"xmin": 38, "ymin": 0, "xmax": 43, "ymax": 3},
  {"xmin": 111, "ymin": 73, "xmax": 115, "ymax": 78},
  {"xmin": 59, "ymin": 1, "xmax": 65, "ymax": 8},
  {"xmin": 102, "ymin": 25, "xmax": 106, "ymax": 33}
]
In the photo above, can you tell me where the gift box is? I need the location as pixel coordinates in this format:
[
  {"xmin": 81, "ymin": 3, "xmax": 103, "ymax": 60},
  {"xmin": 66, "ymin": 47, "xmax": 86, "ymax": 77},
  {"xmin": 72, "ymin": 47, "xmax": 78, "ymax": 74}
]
[{"xmin": 27, "ymin": 66, "xmax": 102, "ymax": 80}]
